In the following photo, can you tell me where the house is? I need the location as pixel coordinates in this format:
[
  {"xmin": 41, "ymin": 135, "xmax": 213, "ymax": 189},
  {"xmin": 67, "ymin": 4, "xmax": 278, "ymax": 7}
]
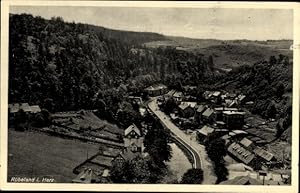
[
  {"xmin": 253, "ymin": 147, "xmax": 276, "ymax": 163},
  {"xmin": 196, "ymin": 125, "xmax": 215, "ymax": 143},
  {"xmin": 9, "ymin": 103, "xmax": 41, "ymax": 114},
  {"xmin": 178, "ymin": 102, "xmax": 197, "ymax": 118},
  {"xmin": 72, "ymin": 168, "xmax": 100, "ymax": 183},
  {"xmin": 20, "ymin": 103, "xmax": 32, "ymax": 113},
  {"xmin": 220, "ymin": 176, "xmax": 263, "ymax": 185},
  {"xmin": 214, "ymin": 107, "xmax": 238, "ymax": 122},
  {"xmin": 127, "ymin": 96, "xmax": 143, "ymax": 105},
  {"xmin": 195, "ymin": 105, "xmax": 207, "ymax": 123},
  {"xmin": 227, "ymin": 93, "xmax": 237, "ymax": 99},
  {"xmin": 144, "ymin": 84, "xmax": 167, "ymax": 96},
  {"xmin": 202, "ymin": 108, "xmax": 214, "ymax": 124},
  {"xmin": 196, "ymin": 105, "xmax": 206, "ymax": 114},
  {"xmin": 211, "ymin": 91, "xmax": 222, "ymax": 103},
  {"xmin": 228, "ymin": 100, "xmax": 239, "ymax": 108},
  {"xmin": 227, "ymin": 142, "xmax": 258, "ymax": 168},
  {"xmin": 183, "ymin": 85, "xmax": 197, "ymax": 95},
  {"xmin": 30, "ymin": 105, "xmax": 41, "ymax": 114},
  {"xmin": 124, "ymin": 124, "xmax": 144, "ymax": 153},
  {"xmin": 203, "ymin": 91, "xmax": 214, "ymax": 100},
  {"xmin": 240, "ymin": 137, "xmax": 256, "ymax": 151},
  {"xmin": 9, "ymin": 103, "xmax": 20, "ymax": 114},
  {"xmin": 237, "ymin": 94, "xmax": 246, "ymax": 104},
  {"xmin": 165, "ymin": 89, "xmax": 176, "ymax": 98},
  {"xmin": 173, "ymin": 91, "xmax": 184, "ymax": 102},
  {"xmin": 112, "ymin": 150, "xmax": 141, "ymax": 165},
  {"xmin": 223, "ymin": 111, "xmax": 245, "ymax": 129}
]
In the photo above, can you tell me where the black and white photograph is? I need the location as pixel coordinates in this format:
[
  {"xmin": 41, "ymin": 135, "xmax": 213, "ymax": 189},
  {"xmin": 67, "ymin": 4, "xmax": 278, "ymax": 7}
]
[{"xmin": 0, "ymin": 1, "xmax": 299, "ymax": 192}]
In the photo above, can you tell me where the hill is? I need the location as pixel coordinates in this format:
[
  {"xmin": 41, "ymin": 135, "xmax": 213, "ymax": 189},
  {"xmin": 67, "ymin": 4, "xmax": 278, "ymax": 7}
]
[
  {"xmin": 214, "ymin": 56, "xmax": 292, "ymax": 142},
  {"xmin": 87, "ymin": 24, "xmax": 168, "ymax": 45},
  {"xmin": 8, "ymin": 13, "xmax": 214, "ymax": 114},
  {"xmin": 145, "ymin": 36, "xmax": 292, "ymax": 69}
]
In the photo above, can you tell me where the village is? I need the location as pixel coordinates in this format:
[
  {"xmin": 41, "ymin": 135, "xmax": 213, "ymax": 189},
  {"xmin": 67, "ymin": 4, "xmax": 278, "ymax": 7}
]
[
  {"xmin": 144, "ymin": 84, "xmax": 291, "ymax": 185},
  {"xmin": 7, "ymin": 82, "xmax": 291, "ymax": 185}
]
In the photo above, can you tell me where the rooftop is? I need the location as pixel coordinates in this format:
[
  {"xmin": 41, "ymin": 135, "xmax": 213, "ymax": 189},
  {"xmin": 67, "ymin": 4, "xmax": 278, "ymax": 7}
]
[
  {"xmin": 196, "ymin": 105, "xmax": 206, "ymax": 113},
  {"xmin": 166, "ymin": 89, "xmax": 176, "ymax": 96},
  {"xmin": 145, "ymin": 84, "xmax": 167, "ymax": 91},
  {"xmin": 178, "ymin": 102, "xmax": 197, "ymax": 110},
  {"xmin": 72, "ymin": 168, "xmax": 99, "ymax": 183},
  {"xmin": 125, "ymin": 124, "xmax": 141, "ymax": 137},
  {"xmin": 220, "ymin": 176, "xmax": 262, "ymax": 185},
  {"xmin": 202, "ymin": 108, "xmax": 214, "ymax": 117},
  {"xmin": 214, "ymin": 107, "xmax": 239, "ymax": 111},
  {"xmin": 227, "ymin": 142, "xmax": 255, "ymax": 164},
  {"xmin": 9, "ymin": 103, "xmax": 20, "ymax": 113},
  {"xmin": 223, "ymin": 111, "xmax": 246, "ymax": 115},
  {"xmin": 212, "ymin": 91, "xmax": 221, "ymax": 97},
  {"xmin": 90, "ymin": 154, "xmax": 115, "ymax": 168},
  {"xmin": 197, "ymin": 125, "xmax": 215, "ymax": 136},
  {"xmin": 119, "ymin": 150, "xmax": 141, "ymax": 161},
  {"xmin": 240, "ymin": 137, "xmax": 253, "ymax": 148},
  {"xmin": 253, "ymin": 147, "xmax": 274, "ymax": 162},
  {"xmin": 173, "ymin": 91, "xmax": 184, "ymax": 98},
  {"xmin": 20, "ymin": 103, "xmax": 32, "ymax": 112},
  {"xmin": 30, "ymin": 105, "xmax": 41, "ymax": 113}
]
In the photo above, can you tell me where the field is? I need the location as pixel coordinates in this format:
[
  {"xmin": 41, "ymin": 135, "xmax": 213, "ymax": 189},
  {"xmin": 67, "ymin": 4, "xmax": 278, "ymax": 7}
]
[
  {"xmin": 8, "ymin": 129, "xmax": 101, "ymax": 182},
  {"xmin": 145, "ymin": 38, "xmax": 292, "ymax": 69},
  {"xmin": 52, "ymin": 111, "xmax": 123, "ymax": 143}
]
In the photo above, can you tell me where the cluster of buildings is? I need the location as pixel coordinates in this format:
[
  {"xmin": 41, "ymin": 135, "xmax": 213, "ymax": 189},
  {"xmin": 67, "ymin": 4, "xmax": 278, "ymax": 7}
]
[
  {"xmin": 8, "ymin": 103, "xmax": 41, "ymax": 115},
  {"xmin": 72, "ymin": 124, "xmax": 145, "ymax": 183},
  {"xmin": 160, "ymin": 88, "xmax": 278, "ymax": 172},
  {"xmin": 227, "ymin": 137, "xmax": 277, "ymax": 170}
]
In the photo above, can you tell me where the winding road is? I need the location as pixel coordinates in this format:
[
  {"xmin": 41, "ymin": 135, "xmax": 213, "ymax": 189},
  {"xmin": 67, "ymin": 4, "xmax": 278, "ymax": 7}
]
[{"xmin": 148, "ymin": 98, "xmax": 217, "ymax": 184}]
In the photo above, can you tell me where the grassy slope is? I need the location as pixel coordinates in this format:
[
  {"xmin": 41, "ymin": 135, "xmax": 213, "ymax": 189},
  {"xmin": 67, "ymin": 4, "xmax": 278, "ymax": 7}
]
[
  {"xmin": 144, "ymin": 37, "xmax": 292, "ymax": 68},
  {"xmin": 8, "ymin": 129, "xmax": 101, "ymax": 182}
]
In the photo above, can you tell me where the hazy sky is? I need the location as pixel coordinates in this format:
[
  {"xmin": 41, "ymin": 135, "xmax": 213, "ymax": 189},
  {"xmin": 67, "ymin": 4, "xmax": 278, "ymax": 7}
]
[{"xmin": 10, "ymin": 6, "xmax": 293, "ymax": 40}]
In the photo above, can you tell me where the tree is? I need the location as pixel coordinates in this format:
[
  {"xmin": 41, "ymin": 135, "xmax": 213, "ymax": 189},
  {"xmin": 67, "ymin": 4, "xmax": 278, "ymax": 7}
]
[
  {"xmin": 144, "ymin": 119, "xmax": 172, "ymax": 167},
  {"xmin": 207, "ymin": 138, "xmax": 227, "ymax": 162},
  {"xmin": 214, "ymin": 163, "xmax": 228, "ymax": 184},
  {"xmin": 208, "ymin": 55, "xmax": 214, "ymax": 70},
  {"xmin": 269, "ymin": 55, "xmax": 277, "ymax": 65},
  {"xmin": 181, "ymin": 168, "xmax": 204, "ymax": 184},
  {"xmin": 162, "ymin": 97, "xmax": 177, "ymax": 114},
  {"xmin": 206, "ymin": 138, "xmax": 228, "ymax": 183},
  {"xmin": 15, "ymin": 109, "xmax": 27, "ymax": 131},
  {"xmin": 110, "ymin": 160, "xmax": 133, "ymax": 183},
  {"xmin": 266, "ymin": 102, "xmax": 277, "ymax": 119},
  {"xmin": 110, "ymin": 156, "xmax": 162, "ymax": 183},
  {"xmin": 275, "ymin": 82, "xmax": 285, "ymax": 98}
]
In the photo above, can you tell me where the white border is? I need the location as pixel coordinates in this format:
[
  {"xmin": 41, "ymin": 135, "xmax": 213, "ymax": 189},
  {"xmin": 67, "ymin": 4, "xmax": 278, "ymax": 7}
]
[{"xmin": 1, "ymin": 1, "xmax": 299, "ymax": 192}]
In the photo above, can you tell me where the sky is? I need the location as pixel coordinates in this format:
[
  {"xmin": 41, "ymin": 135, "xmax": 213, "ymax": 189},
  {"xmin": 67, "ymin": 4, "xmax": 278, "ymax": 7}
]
[{"xmin": 10, "ymin": 6, "xmax": 293, "ymax": 40}]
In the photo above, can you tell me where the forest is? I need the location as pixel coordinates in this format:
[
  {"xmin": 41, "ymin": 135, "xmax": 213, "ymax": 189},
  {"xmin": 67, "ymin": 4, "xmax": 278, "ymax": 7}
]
[
  {"xmin": 9, "ymin": 14, "xmax": 215, "ymax": 118},
  {"xmin": 9, "ymin": 13, "xmax": 292, "ymax": 135}
]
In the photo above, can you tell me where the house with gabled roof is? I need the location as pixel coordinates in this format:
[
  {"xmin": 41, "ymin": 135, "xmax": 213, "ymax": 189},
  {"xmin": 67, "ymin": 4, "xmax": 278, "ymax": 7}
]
[
  {"xmin": 178, "ymin": 102, "xmax": 197, "ymax": 118},
  {"xmin": 223, "ymin": 111, "xmax": 245, "ymax": 129},
  {"xmin": 227, "ymin": 142, "xmax": 258, "ymax": 168},
  {"xmin": 144, "ymin": 84, "xmax": 167, "ymax": 96},
  {"xmin": 196, "ymin": 125, "xmax": 215, "ymax": 143},
  {"xmin": 240, "ymin": 137, "xmax": 256, "ymax": 151},
  {"xmin": 202, "ymin": 108, "xmax": 214, "ymax": 124},
  {"xmin": 72, "ymin": 168, "xmax": 100, "ymax": 183},
  {"xmin": 124, "ymin": 124, "xmax": 144, "ymax": 153},
  {"xmin": 195, "ymin": 104, "xmax": 207, "ymax": 123},
  {"xmin": 112, "ymin": 150, "xmax": 141, "ymax": 165},
  {"xmin": 20, "ymin": 103, "xmax": 32, "ymax": 113},
  {"xmin": 253, "ymin": 147, "xmax": 276, "ymax": 163},
  {"xmin": 30, "ymin": 105, "xmax": 41, "ymax": 113}
]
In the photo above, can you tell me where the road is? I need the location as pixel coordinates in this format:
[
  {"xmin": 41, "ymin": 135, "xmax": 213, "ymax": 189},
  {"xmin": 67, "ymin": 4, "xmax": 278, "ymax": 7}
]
[{"xmin": 148, "ymin": 98, "xmax": 217, "ymax": 184}]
